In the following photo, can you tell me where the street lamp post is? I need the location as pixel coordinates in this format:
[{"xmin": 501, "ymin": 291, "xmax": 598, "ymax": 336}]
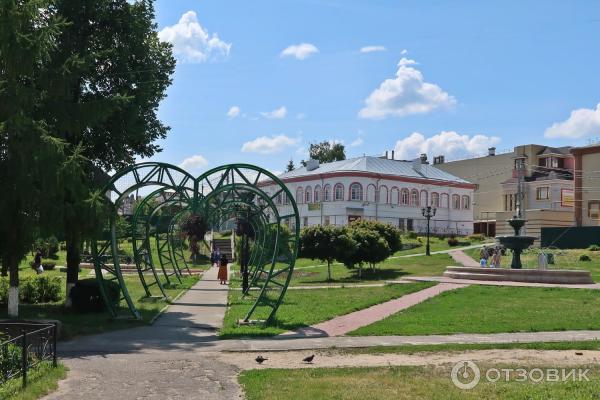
[{"xmin": 422, "ymin": 206, "xmax": 437, "ymax": 256}]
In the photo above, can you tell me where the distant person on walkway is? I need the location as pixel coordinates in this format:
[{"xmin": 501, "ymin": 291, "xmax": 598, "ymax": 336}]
[
  {"xmin": 33, "ymin": 249, "xmax": 44, "ymax": 274},
  {"xmin": 218, "ymin": 253, "xmax": 228, "ymax": 285},
  {"xmin": 211, "ymin": 248, "xmax": 221, "ymax": 268},
  {"xmin": 479, "ymin": 246, "xmax": 488, "ymax": 268}
]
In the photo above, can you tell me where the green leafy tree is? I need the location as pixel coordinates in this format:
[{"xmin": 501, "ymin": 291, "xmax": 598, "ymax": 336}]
[
  {"xmin": 300, "ymin": 225, "xmax": 355, "ymax": 281},
  {"xmin": 338, "ymin": 226, "xmax": 390, "ymax": 279},
  {"xmin": 0, "ymin": 0, "xmax": 68, "ymax": 316},
  {"xmin": 301, "ymin": 141, "xmax": 346, "ymax": 166},
  {"xmin": 38, "ymin": 0, "xmax": 176, "ymax": 304},
  {"xmin": 350, "ymin": 220, "xmax": 402, "ymax": 254}
]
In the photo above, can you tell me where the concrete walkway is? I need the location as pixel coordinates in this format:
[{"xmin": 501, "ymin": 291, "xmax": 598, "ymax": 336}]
[
  {"xmin": 449, "ymin": 249, "xmax": 481, "ymax": 267},
  {"xmin": 45, "ymin": 266, "xmax": 242, "ymax": 400},
  {"xmin": 282, "ymin": 282, "xmax": 468, "ymax": 337}
]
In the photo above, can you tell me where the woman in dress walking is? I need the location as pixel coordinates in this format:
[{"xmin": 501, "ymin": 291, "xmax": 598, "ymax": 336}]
[{"xmin": 218, "ymin": 253, "xmax": 228, "ymax": 285}]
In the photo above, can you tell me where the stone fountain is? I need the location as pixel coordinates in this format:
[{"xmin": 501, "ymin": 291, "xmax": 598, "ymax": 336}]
[{"xmin": 495, "ymin": 216, "xmax": 535, "ymax": 269}]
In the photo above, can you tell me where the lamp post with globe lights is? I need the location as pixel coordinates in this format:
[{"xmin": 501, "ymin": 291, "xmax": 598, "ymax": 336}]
[{"xmin": 422, "ymin": 206, "xmax": 437, "ymax": 256}]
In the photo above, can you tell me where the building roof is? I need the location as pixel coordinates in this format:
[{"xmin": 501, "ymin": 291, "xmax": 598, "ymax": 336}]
[
  {"xmin": 277, "ymin": 156, "xmax": 471, "ymax": 184},
  {"xmin": 537, "ymin": 146, "xmax": 572, "ymax": 156}
]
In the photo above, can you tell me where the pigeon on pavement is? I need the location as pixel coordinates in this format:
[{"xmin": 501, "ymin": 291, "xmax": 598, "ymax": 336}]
[{"xmin": 255, "ymin": 355, "xmax": 268, "ymax": 364}]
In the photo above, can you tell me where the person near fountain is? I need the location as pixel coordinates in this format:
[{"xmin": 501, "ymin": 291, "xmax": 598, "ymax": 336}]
[
  {"xmin": 491, "ymin": 246, "xmax": 502, "ymax": 268},
  {"xmin": 479, "ymin": 246, "xmax": 489, "ymax": 268}
]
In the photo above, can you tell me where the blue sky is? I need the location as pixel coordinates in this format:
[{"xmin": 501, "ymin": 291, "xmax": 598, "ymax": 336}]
[{"xmin": 148, "ymin": 0, "xmax": 600, "ymax": 174}]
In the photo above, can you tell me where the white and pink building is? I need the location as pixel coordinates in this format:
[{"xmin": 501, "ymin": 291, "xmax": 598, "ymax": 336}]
[{"xmin": 262, "ymin": 155, "xmax": 476, "ymax": 235}]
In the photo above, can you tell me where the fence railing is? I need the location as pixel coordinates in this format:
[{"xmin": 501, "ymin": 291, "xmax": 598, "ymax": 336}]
[{"xmin": 0, "ymin": 322, "xmax": 58, "ymax": 388}]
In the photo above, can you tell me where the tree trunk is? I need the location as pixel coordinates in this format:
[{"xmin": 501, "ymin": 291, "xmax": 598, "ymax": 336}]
[
  {"xmin": 6, "ymin": 254, "xmax": 19, "ymax": 318},
  {"xmin": 65, "ymin": 229, "xmax": 81, "ymax": 308},
  {"xmin": 327, "ymin": 260, "xmax": 332, "ymax": 281}
]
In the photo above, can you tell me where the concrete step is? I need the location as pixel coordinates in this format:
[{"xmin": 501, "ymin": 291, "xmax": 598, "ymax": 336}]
[{"xmin": 443, "ymin": 266, "xmax": 593, "ymax": 284}]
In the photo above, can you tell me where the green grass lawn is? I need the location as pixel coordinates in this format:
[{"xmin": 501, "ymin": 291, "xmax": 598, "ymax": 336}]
[
  {"xmin": 0, "ymin": 275, "xmax": 199, "ymax": 338},
  {"xmin": 230, "ymin": 253, "xmax": 454, "ymax": 287},
  {"xmin": 240, "ymin": 366, "xmax": 600, "ymax": 400},
  {"xmin": 0, "ymin": 362, "xmax": 67, "ymax": 400},
  {"xmin": 349, "ymin": 285, "xmax": 600, "ymax": 336},
  {"xmin": 220, "ymin": 282, "xmax": 435, "ymax": 338}
]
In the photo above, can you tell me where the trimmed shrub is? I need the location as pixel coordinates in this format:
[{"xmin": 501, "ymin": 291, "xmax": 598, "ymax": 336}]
[
  {"xmin": 588, "ymin": 244, "xmax": 600, "ymax": 251},
  {"xmin": 405, "ymin": 231, "xmax": 418, "ymax": 239},
  {"xmin": 467, "ymin": 234, "xmax": 485, "ymax": 241},
  {"xmin": 579, "ymin": 254, "xmax": 592, "ymax": 262},
  {"xmin": 9, "ymin": 276, "xmax": 62, "ymax": 304},
  {"xmin": 41, "ymin": 261, "xmax": 56, "ymax": 270},
  {"xmin": 447, "ymin": 238, "xmax": 460, "ymax": 247},
  {"xmin": 70, "ymin": 278, "xmax": 120, "ymax": 312}
]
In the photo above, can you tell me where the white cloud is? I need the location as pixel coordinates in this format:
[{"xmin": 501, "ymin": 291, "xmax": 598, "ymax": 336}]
[
  {"xmin": 280, "ymin": 43, "xmax": 319, "ymax": 60},
  {"xmin": 242, "ymin": 135, "xmax": 300, "ymax": 154},
  {"xmin": 394, "ymin": 131, "xmax": 500, "ymax": 160},
  {"xmin": 401, "ymin": 49, "xmax": 408, "ymax": 55},
  {"xmin": 227, "ymin": 106, "xmax": 240, "ymax": 118},
  {"xmin": 296, "ymin": 112, "xmax": 306, "ymax": 120},
  {"xmin": 358, "ymin": 57, "xmax": 456, "ymax": 119},
  {"xmin": 544, "ymin": 103, "xmax": 600, "ymax": 139},
  {"xmin": 350, "ymin": 137, "xmax": 364, "ymax": 147},
  {"xmin": 179, "ymin": 154, "xmax": 209, "ymax": 170},
  {"xmin": 360, "ymin": 45, "xmax": 386, "ymax": 53},
  {"xmin": 260, "ymin": 106, "xmax": 287, "ymax": 119},
  {"xmin": 158, "ymin": 11, "xmax": 231, "ymax": 63}
]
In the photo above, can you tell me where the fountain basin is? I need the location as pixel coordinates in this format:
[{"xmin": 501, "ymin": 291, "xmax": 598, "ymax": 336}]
[
  {"xmin": 443, "ymin": 266, "xmax": 593, "ymax": 284},
  {"xmin": 496, "ymin": 235, "xmax": 536, "ymax": 251}
]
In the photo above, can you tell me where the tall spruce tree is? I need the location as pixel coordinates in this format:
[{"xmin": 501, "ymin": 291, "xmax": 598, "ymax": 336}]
[
  {"xmin": 39, "ymin": 0, "xmax": 176, "ymax": 304},
  {"xmin": 0, "ymin": 0, "xmax": 67, "ymax": 316}
]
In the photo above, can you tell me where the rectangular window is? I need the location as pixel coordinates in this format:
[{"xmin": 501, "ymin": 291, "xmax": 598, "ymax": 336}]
[
  {"xmin": 398, "ymin": 218, "xmax": 405, "ymax": 231},
  {"xmin": 406, "ymin": 218, "xmax": 414, "ymax": 231},
  {"xmin": 536, "ymin": 187, "xmax": 549, "ymax": 200},
  {"xmin": 589, "ymin": 201, "xmax": 600, "ymax": 219},
  {"xmin": 324, "ymin": 216, "xmax": 330, "ymax": 226},
  {"xmin": 303, "ymin": 217, "xmax": 308, "ymax": 227}
]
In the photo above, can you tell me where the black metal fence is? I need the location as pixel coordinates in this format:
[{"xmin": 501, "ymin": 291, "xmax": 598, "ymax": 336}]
[{"xmin": 0, "ymin": 322, "xmax": 58, "ymax": 388}]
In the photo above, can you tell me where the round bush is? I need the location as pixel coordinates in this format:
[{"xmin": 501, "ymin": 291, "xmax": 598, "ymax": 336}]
[
  {"xmin": 70, "ymin": 278, "xmax": 120, "ymax": 312},
  {"xmin": 588, "ymin": 244, "xmax": 600, "ymax": 252},
  {"xmin": 579, "ymin": 254, "xmax": 592, "ymax": 262}
]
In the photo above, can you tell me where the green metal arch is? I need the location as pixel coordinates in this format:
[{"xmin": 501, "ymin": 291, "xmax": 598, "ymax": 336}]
[{"xmin": 91, "ymin": 162, "xmax": 299, "ymax": 323}]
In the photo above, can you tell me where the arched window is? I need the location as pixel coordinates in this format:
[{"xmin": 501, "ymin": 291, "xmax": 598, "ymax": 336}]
[
  {"xmin": 462, "ymin": 195, "xmax": 470, "ymax": 210},
  {"xmin": 410, "ymin": 189, "xmax": 419, "ymax": 206},
  {"xmin": 431, "ymin": 192, "xmax": 440, "ymax": 207},
  {"xmin": 440, "ymin": 193, "xmax": 449, "ymax": 208},
  {"xmin": 379, "ymin": 186, "xmax": 389, "ymax": 204},
  {"xmin": 323, "ymin": 184, "xmax": 331, "ymax": 202},
  {"xmin": 420, "ymin": 190, "xmax": 428, "ymax": 207},
  {"xmin": 400, "ymin": 188, "xmax": 410, "ymax": 205},
  {"xmin": 305, "ymin": 186, "xmax": 312, "ymax": 203},
  {"xmin": 314, "ymin": 185, "xmax": 321, "ymax": 203},
  {"xmin": 367, "ymin": 184, "xmax": 376, "ymax": 203},
  {"xmin": 452, "ymin": 194, "xmax": 460, "ymax": 209},
  {"xmin": 349, "ymin": 183, "xmax": 363, "ymax": 201},
  {"xmin": 391, "ymin": 187, "xmax": 400, "ymax": 204},
  {"xmin": 334, "ymin": 183, "xmax": 344, "ymax": 201},
  {"xmin": 296, "ymin": 187, "xmax": 304, "ymax": 204}
]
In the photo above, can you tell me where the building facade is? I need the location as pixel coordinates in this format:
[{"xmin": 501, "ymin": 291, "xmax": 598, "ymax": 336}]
[
  {"xmin": 436, "ymin": 144, "xmax": 575, "ymax": 237},
  {"xmin": 571, "ymin": 144, "xmax": 600, "ymax": 227},
  {"xmin": 261, "ymin": 156, "xmax": 475, "ymax": 235}
]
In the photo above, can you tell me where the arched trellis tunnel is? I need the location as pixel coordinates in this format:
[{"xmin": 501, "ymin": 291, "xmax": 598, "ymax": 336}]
[{"xmin": 91, "ymin": 162, "xmax": 300, "ymax": 323}]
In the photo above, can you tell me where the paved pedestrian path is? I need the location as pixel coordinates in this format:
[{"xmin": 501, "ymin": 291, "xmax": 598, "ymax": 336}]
[
  {"xmin": 449, "ymin": 249, "xmax": 481, "ymax": 267},
  {"xmin": 281, "ymin": 282, "xmax": 468, "ymax": 337},
  {"xmin": 45, "ymin": 266, "xmax": 242, "ymax": 400}
]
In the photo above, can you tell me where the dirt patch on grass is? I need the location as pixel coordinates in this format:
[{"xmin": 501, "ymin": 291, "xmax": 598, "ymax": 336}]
[{"xmin": 219, "ymin": 349, "xmax": 600, "ymax": 370}]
